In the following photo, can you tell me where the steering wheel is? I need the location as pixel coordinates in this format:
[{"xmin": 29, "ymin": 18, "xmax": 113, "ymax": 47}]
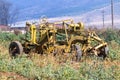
[{"xmin": 40, "ymin": 15, "xmax": 48, "ymax": 24}]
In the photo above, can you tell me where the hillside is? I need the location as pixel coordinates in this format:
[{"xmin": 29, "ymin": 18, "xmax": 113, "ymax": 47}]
[
  {"xmin": 79, "ymin": 2, "xmax": 120, "ymax": 27},
  {"xmin": 12, "ymin": 2, "xmax": 120, "ymax": 28},
  {"xmin": 7, "ymin": 0, "xmax": 119, "ymax": 21}
]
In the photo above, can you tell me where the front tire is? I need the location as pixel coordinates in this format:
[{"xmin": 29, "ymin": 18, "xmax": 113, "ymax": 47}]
[
  {"xmin": 75, "ymin": 44, "xmax": 82, "ymax": 61},
  {"xmin": 71, "ymin": 44, "xmax": 82, "ymax": 61},
  {"xmin": 9, "ymin": 41, "xmax": 23, "ymax": 57}
]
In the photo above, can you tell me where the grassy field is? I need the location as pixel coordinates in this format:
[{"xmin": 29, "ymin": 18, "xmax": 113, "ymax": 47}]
[{"xmin": 0, "ymin": 28, "xmax": 120, "ymax": 80}]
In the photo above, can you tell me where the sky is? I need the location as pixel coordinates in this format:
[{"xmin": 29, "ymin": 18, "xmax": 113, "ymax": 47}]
[{"xmin": 7, "ymin": 0, "xmax": 119, "ymax": 10}]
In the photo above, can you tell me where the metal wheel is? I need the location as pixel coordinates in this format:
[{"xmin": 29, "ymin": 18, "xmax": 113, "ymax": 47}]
[{"xmin": 9, "ymin": 41, "xmax": 23, "ymax": 57}]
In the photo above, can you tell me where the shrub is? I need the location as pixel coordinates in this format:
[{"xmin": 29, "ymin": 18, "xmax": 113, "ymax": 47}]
[
  {"xmin": 100, "ymin": 29, "xmax": 120, "ymax": 44},
  {"xmin": 0, "ymin": 32, "xmax": 25, "ymax": 42}
]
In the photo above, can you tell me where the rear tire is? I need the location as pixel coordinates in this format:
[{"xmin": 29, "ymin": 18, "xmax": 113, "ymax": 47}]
[
  {"xmin": 98, "ymin": 46, "xmax": 109, "ymax": 59},
  {"xmin": 9, "ymin": 41, "xmax": 23, "ymax": 57}
]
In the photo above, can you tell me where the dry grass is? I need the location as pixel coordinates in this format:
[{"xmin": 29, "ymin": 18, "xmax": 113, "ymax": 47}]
[{"xmin": 0, "ymin": 43, "xmax": 120, "ymax": 79}]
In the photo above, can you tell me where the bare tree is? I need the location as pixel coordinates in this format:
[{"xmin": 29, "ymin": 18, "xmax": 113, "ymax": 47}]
[
  {"xmin": 0, "ymin": 0, "xmax": 19, "ymax": 26},
  {"xmin": 0, "ymin": 0, "xmax": 11, "ymax": 25}
]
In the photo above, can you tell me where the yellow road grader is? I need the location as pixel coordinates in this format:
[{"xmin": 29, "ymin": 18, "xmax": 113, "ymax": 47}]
[{"xmin": 9, "ymin": 18, "xmax": 109, "ymax": 61}]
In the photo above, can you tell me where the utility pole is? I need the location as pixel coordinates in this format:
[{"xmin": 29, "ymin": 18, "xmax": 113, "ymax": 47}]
[
  {"xmin": 111, "ymin": 0, "xmax": 114, "ymax": 29},
  {"xmin": 102, "ymin": 10, "xmax": 105, "ymax": 28}
]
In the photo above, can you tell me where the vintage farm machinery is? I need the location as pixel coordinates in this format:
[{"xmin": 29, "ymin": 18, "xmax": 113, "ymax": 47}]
[{"xmin": 9, "ymin": 18, "xmax": 109, "ymax": 61}]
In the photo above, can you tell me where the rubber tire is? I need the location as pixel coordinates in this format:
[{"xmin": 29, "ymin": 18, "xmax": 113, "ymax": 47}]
[
  {"xmin": 9, "ymin": 41, "xmax": 23, "ymax": 57},
  {"xmin": 74, "ymin": 44, "xmax": 82, "ymax": 61},
  {"xmin": 98, "ymin": 46, "xmax": 109, "ymax": 59},
  {"xmin": 104, "ymin": 46, "xmax": 109, "ymax": 58},
  {"xmin": 105, "ymin": 46, "xmax": 109, "ymax": 54}
]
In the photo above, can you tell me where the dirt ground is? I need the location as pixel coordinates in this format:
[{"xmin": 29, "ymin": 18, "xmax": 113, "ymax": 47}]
[{"xmin": 0, "ymin": 72, "xmax": 28, "ymax": 80}]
